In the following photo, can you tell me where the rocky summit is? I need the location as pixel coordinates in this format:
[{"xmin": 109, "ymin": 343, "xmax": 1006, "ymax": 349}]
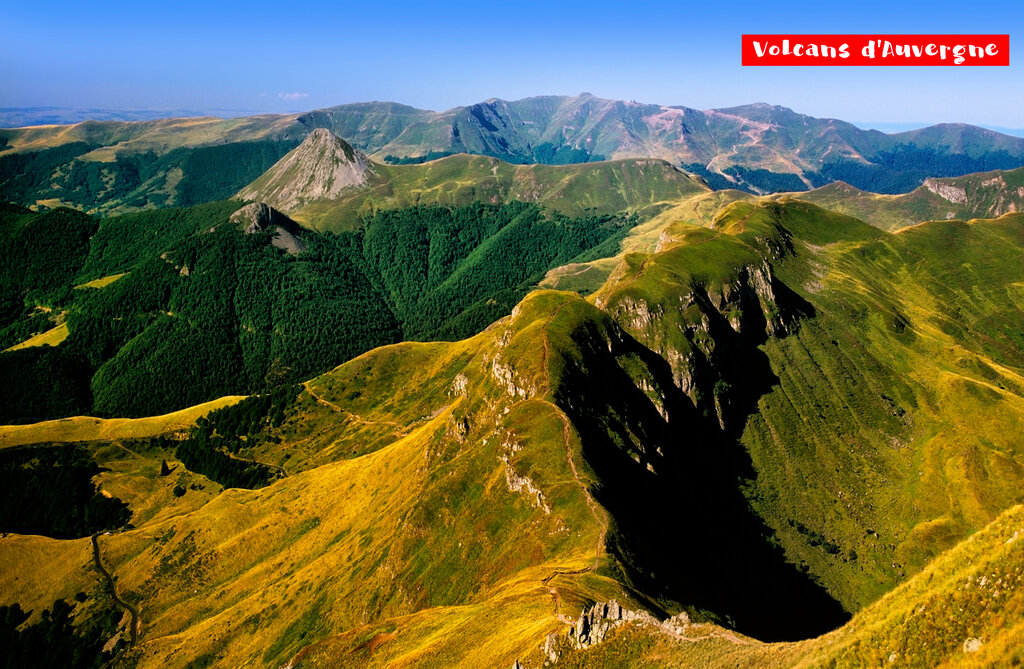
[{"xmin": 236, "ymin": 128, "xmax": 374, "ymax": 214}]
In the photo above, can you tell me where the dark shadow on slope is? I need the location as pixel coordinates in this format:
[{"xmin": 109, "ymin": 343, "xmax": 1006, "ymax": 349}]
[
  {"xmin": 0, "ymin": 444, "xmax": 131, "ymax": 539},
  {"xmin": 554, "ymin": 284, "xmax": 849, "ymax": 642}
]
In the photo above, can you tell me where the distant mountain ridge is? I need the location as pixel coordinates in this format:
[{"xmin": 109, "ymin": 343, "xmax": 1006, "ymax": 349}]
[
  {"xmin": 789, "ymin": 166, "xmax": 1024, "ymax": 230},
  {"xmin": 234, "ymin": 129, "xmax": 707, "ymax": 231},
  {"xmin": 3, "ymin": 94, "xmax": 1024, "ymax": 214},
  {"xmin": 0, "ymin": 107, "xmax": 263, "ymax": 127}
]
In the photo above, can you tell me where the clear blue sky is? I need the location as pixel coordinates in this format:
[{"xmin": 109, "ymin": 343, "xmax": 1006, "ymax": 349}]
[{"xmin": 2, "ymin": 0, "xmax": 1022, "ymax": 127}]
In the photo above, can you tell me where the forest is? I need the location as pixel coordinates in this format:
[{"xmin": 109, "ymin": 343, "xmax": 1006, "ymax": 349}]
[
  {"xmin": 0, "ymin": 599, "xmax": 122, "ymax": 669},
  {"xmin": 0, "ymin": 140, "xmax": 298, "ymax": 211},
  {"xmin": 0, "ymin": 200, "xmax": 630, "ymax": 422},
  {"xmin": 0, "ymin": 444, "xmax": 131, "ymax": 538},
  {"xmin": 175, "ymin": 385, "xmax": 299, "ymax": 489}
]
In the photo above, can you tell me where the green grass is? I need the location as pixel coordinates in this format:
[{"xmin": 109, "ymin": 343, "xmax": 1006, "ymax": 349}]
[
  {"xmin": 2, "ymin": 197, "xmax": 1023, "ymax": 668},
  {"xmin": 3, "ymin": 322, "xmax": 68, "ymax": 351},
  {"xmin": 260, "ymin": 155, "xmax": 707, "ymax": 232},
  {"xmin": 790, "ymin": 166, "xmax": 1024, "ymax": 231},
  {"xmin": 74, "ymin": 273, "xmax": 127, "ymax": 289}
]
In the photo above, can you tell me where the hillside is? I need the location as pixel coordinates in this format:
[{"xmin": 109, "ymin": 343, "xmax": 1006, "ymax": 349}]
[
  {"xmin": 236, "ymin": 135, "xmax": 708, "ymax": 230},
  {"xmin": 0, "ymin": 197, "xmax": 640, "ymax": 421},
  {"xmin": 4, "ymin": 95, "xmax": 1024, "ymax": 215},
  {"xmin": 1, "ymin": 198, "xmax": 1022, "ymax": 667},
  {"xmin": 789, "ymin": 166, "xmax": 1024, "ymax": 230}
]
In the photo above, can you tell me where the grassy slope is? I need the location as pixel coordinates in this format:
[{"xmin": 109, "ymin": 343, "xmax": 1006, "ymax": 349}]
[
  {"xmin": 0, "ymin": 395, "xmax": 244, "ymax": 448},
  {"xmin": 788, "ymin": 166, "xmax": 1024, "ymax": 231},
  {"xmin": 264, "ymin": 154, "xmax": 708, "ymax": 232},
  {"xmin": 1, "ymin": 296, "xmax": 624, "ymax": 668},
  {"xmin": 1, "ymin": 200, "xmax": 1022, "ymax": 667},
  {"xmin": 4, "ymin": 322, "xmax": 69, "ymax": 351},
  {"xmin": 74, "ymin": 272, "xmax": 127, "ymax": 289},
  {"xmin": 540, "ymin": 189, "xmax": 753, "ymax": 294}
]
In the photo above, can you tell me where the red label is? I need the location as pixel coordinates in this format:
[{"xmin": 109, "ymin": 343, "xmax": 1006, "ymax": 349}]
[{"xmin": 742, "ymin": 34, "xmax": 1009, "ymax": 66}]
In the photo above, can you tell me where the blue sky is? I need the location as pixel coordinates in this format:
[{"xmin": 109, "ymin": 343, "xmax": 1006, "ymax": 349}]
[{"xmin": 2, "ymin": 0, "xmax": 1022, "ymax": 128}]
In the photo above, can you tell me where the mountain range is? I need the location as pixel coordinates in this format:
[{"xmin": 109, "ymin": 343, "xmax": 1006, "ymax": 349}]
[
  {"xmin": 3, "ymin": 94, "xmax": 1024, "ymax": 217},
  {"xmin": 1, "ymin": 97, "xmax": 1024, "ymax": 668}
]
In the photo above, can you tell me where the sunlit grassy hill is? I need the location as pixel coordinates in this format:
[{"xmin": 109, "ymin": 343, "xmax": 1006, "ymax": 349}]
[
  {"xmin": 789, "ymin": 166, "xmax": 1024, "ymax": 230},
  {"xmin": 2, "ymin": 194, "xmax": 1023, "ymax": 667}
]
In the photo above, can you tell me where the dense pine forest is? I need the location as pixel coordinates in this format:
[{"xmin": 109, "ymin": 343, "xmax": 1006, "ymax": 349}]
[
  {"xmin": 0, "ymin": 444, "xmax": 131, "ymax": 538},
  {"xmin": 0, "ymin": 140, "xmax": 299, "ymax": 212},
  {"xmin": 0, "ymin": 199, "xmax": 630, "ymax": 422}
]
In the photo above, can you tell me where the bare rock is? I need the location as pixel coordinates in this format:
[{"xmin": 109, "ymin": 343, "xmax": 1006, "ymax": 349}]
[
  {"xmin": 237, "ymin": 128, "xmax": 374, "ymax": 213},
  {"xmin": 229, "ymin": 202, "xmax": 307, "ymax": 255}
]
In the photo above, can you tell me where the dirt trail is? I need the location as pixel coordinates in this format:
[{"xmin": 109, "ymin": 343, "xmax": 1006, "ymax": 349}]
[
  {"xmin": 303, "ymin": 382, "xmax": 409, "ymax": 438},
  {"xmin": 223, "ymin": 450, "xmax": 288, "ymax": 477},
  {"xmin": 91, "ymin": 533, "xmax": 140, "ymax": 647},
  {"xmin": 659, "ymin": 623, "xmax": 754, "ymax": 646},
  {"xmin": 535, "ymin": 299, "xmax": 610, "ymax": 620}
]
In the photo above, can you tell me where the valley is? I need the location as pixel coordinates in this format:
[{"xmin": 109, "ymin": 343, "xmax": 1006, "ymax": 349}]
[{"xmin": 1, "ymin": 111, "xmax": 1023, "ymax": 668}]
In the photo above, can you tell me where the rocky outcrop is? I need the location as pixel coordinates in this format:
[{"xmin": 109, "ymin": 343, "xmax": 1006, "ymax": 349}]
[
  {"xmin": 229, "ymin": 202, "xmax": 306, "ymax": 255},
  {"xmin": 605, "ymin": 258, "xmax": 802, "ymax": 429},
  {"xmin": 542, "ymin": 600, "xmax": 692, "ymax": 663},
  {"xmin": 230, "ymin": 202, "xmax": 288, "ymax": 234},
  {"xmin": 236, "ymin": 128, "xmax": 374, "ymax": 213},
  {"xmin": 924, "ymin": 178, "xmax": 968, "ymax": 204}
]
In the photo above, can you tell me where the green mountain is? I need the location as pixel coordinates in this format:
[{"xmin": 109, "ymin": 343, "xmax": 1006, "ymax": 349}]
[
  {"xmin": 0, "ymin": 193, "xmax": 640, "ymax": 422},
  {"xmin": 4, "ymin": 96, "xmax": 1024, "ymax": 216},
  {"xmin": 1, "ymin": 186, "xmax": 1022, "ymax": 668},
  {"xmin": 235, "ymin": 128, "xmax": 707, "ymax": 231},
  {"xmin": 789, "ymin": 166, "xmax": 1024, "ymax": 230}
]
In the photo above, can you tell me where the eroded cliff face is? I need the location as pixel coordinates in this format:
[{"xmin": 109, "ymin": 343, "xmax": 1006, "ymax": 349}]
[
  {"xmin": 601, "ymin": 256, "xmax": 805, "ymax": 432},
  {"xmin": 537, "ymin": 214, "xmax": 846, "ymax": 641},
  {"xmin": 228, "ymin": 202, "xmax": 307, "ymax": 254}
]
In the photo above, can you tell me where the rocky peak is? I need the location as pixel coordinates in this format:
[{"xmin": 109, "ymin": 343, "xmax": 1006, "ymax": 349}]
[
  {"xmin": 235, "ymin": 128, "xmax": 373, "ymax": 213},
  {"xmin": 229, "ymin": 202, "xmax": 290, "ymax": 234},
  {"xmin": 228, "ymin": 202, "xmax": 306, "ymax": 255}
]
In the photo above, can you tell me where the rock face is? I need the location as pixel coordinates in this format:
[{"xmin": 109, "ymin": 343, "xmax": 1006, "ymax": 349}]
[
  {"xmin": 924, "ymin": 178, "xmax": 968, "ymax": 204},
  {"xmin": 570, "ymin": 600, "xmax": 634, "ymax": 649},
  {"xmin": 229, "ymin": 202, "xmax": 306, "ymax": 255},
  {"xmin": 604, "ymin": 255, "xmax": 801, "ymax": 431},
  {"xmin": 236, "ymin": 128, "xmax": 373, "ymax": 213},
  {"xmin": 541, "ymin": 600, "xmax": 692, "ymax": 663}
]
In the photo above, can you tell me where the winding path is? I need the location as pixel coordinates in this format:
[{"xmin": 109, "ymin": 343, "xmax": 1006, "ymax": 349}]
[
  {"xmin": 222, "ymin": 450, "xmax": 288, "ymax": 477},
  {"xmin": 303, "ymin": 382, "xmax": 409, "ymax": 438},
  {"xmin": 91, "ymin": 533, "xmax": 140, "ymax": 647},
  {"xmin": 535, "ymin": 298, "xmax": 610, "ymax": 620},
  {"xmin": 532, "ymin": 296, "xmax": 754, "ymax": 650}
]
